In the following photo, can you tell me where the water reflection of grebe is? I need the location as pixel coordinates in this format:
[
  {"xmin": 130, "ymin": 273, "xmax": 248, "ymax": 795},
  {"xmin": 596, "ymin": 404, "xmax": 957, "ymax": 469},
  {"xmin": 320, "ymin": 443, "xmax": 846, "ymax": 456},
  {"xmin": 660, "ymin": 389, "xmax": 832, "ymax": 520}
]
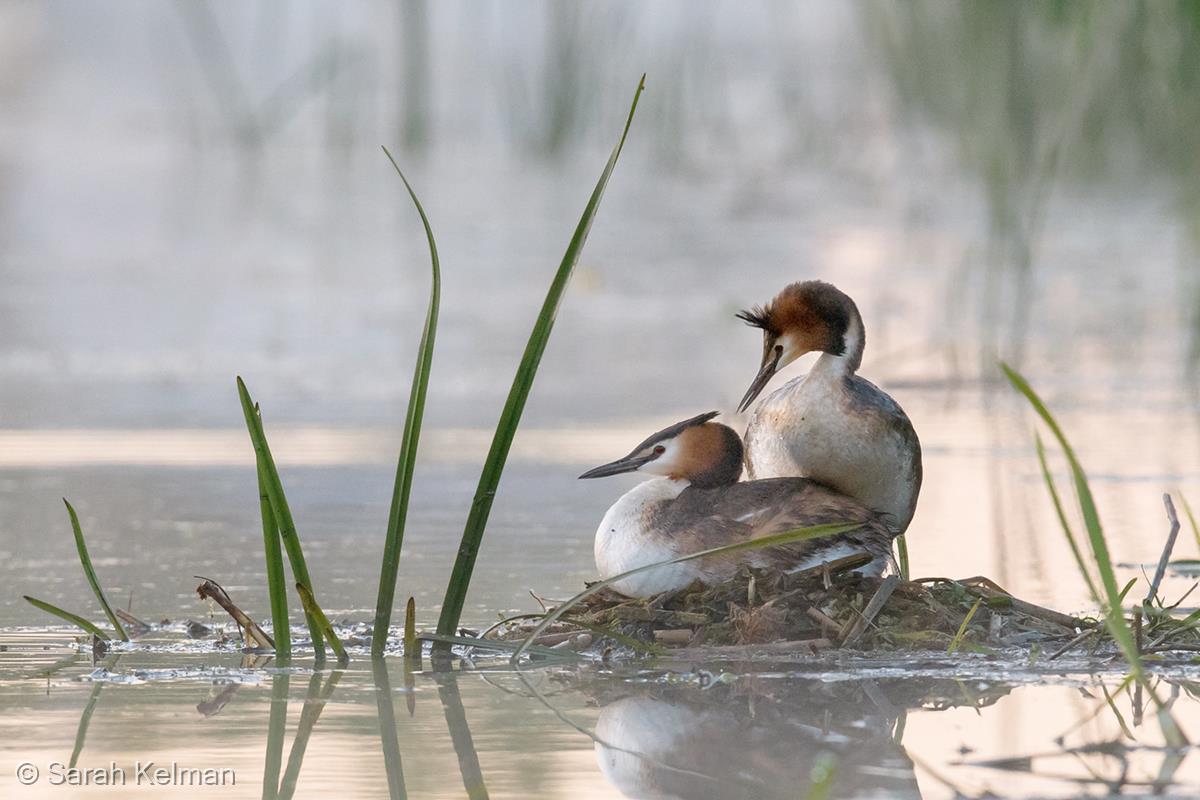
[{"xmin": 590, "ymin": 678, "xmax": 1008, "ymax": 800}]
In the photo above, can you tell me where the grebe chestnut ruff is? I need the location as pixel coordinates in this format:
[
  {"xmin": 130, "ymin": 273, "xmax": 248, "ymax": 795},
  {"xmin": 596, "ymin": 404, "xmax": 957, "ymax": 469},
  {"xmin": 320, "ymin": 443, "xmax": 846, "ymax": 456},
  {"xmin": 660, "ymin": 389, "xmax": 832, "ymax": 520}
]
[
  {"xmin": 579, "ymin": 411, "xmax": 893, "ymax": 598},
  {"xmin": 737, "ymin": 281, "xmax": 922, "ymax": 535}
]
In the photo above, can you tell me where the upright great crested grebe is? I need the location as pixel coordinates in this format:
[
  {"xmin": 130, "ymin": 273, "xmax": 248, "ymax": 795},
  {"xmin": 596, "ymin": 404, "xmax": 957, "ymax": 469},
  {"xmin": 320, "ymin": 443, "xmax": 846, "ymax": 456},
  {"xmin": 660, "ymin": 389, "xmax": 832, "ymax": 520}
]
[
  {"xmin": 736, "ymin": 281, "xmax": 921, "ymax": 534},
  {"xmin": 579, "ymin": 411, "xmax": 893, "ymax": 597}
]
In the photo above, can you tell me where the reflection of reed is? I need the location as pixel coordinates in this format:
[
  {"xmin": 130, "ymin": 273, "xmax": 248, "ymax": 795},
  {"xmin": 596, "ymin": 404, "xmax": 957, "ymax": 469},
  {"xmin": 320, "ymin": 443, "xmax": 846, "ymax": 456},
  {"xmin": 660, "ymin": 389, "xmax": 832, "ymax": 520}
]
[
  {"xmin": 262, "ymin": 671, "xmax": 289, "ymax": 800},
  {"xmin": 265, "ymin": 671, "xmax": 345, "ymax": 800},
  {"xmin": 68, "ymin": 683, "xmax": 103, "ymax": 769},
  {"xmin": 434, "ymin": 672, "xmax": 490, "ymax": 800},
  {"xmin": 68, "ymin": 654, "xmax": 121, "ymax": 769},
  {"xmin": 371, "ymin": 658, "xmax": 409, "ymax": 800}
]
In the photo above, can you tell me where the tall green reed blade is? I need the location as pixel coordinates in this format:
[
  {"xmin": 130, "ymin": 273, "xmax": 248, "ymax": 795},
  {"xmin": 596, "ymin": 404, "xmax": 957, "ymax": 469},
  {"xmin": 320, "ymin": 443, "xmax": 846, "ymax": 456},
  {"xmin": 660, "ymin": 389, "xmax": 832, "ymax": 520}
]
[
  {"xmin": 1002, "ymin": 363, "xmax": 1187, "ymax": 745},
  {"xmin": 257, "ymin": 442, "xmax": 290, "ymax": 657},
  {"xmin": 23, "ymin": 596, "xmax": 110, "ymax": 640},
  {"xmin": 372, "ymin": 147, "xmax": 441, "ymax": 658},
  {"xmin": 63, "ymin": 499, "xmax": 127, "ymax": 641},
  {"xmin": 237, "ymin": 377, "xmax": 324, "ymax": 656},
  {"xmin": 510, "ymin": 521, "xmax": 856, "ymax": 663},
  {"xmin": 436, "ymin": 74, "xmax": 646, "ymax": 643}
]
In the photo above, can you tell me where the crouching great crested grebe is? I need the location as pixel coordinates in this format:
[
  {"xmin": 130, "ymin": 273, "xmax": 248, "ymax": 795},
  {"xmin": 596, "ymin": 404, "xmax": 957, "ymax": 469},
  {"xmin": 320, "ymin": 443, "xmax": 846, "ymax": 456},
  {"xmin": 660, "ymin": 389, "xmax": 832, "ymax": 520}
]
[
  {"xmin": 579, "ymin": 411, "xmax": 893, "ymax": 598},
  {"xmin": 736, "ymin": 280, "xmax": 922, "ymax": 535}
]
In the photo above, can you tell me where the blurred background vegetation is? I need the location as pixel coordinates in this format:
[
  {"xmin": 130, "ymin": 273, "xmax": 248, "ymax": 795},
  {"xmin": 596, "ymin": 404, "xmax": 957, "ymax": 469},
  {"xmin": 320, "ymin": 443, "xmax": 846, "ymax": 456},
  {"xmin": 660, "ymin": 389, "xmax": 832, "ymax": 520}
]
[
  {"xmin": 3, "ymin": 0, "xmax": 1198, "ymax": 429},
  {"xmin": 2, "ymin": 0, "xmax": 1199, "ymax": 632}
]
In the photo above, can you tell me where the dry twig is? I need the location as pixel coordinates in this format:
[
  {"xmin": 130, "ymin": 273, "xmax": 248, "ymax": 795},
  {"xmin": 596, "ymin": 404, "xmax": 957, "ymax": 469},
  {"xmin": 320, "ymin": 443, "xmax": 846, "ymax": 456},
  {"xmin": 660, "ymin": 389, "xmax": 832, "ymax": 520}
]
[
  {"xmin": 1145, "ymin": 493, "xmax": 1181, "ymax": 608},
  {"xmin": 842, "ymin": 575, "xmax": 900, "ymax": 647}
]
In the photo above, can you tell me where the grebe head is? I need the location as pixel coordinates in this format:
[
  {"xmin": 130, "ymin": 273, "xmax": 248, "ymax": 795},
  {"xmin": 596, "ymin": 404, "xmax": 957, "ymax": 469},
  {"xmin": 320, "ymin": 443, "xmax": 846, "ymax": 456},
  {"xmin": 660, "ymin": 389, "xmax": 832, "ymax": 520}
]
[
  {"xmin": 579, "ymin": 411, "xmax": 744, "ymax": 488},
  {"xmin": 735, "ymin": 280, "xmax": 863, "ymax": 412}
]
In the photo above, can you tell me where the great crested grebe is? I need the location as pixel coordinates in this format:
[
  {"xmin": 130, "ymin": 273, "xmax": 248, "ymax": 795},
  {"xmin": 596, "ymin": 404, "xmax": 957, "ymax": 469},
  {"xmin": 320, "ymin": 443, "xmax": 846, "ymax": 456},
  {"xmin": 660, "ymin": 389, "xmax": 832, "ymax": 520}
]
[
  {"xmin": 579, "ymin": 411, "xmax": 893, "ymax": 597},
  {"xmin": 736, "ymin": 280, "xmax": 922, "ymax": 534}
]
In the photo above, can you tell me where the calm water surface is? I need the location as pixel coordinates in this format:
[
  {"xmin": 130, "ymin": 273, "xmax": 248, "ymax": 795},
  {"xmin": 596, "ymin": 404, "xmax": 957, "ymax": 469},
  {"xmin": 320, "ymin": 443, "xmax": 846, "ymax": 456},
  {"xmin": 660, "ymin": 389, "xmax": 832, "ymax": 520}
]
[{"xmin": 3, "ymin": 634, "xmax": 1200, "ymax": 799}]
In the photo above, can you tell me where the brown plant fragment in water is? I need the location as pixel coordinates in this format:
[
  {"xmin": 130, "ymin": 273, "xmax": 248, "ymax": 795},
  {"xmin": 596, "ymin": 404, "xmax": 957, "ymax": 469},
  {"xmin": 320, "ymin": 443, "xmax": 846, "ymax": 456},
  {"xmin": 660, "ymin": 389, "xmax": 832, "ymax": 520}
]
[{"xmin": 195, "ymin": 578, "xmax": 275, "ymax": 650}]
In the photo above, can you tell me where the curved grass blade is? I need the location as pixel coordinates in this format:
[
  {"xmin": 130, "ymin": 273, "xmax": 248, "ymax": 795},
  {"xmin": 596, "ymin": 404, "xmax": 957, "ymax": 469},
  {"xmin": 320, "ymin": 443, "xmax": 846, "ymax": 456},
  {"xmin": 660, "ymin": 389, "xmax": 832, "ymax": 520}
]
[
  {"xmin": 24, "ymin": 596, "xmax": 111, "ymax": 640},
  {"xmin": 896, "ymin": 534, "xmax": 910, "ymax": 581},
  {"xmin": 1034, "ymin": 433, "xmax": 1099, "ymax": 603},
  {"xmin": 510, "ymin": 521, "xmax": 856, "ymax": 664},
  {"xmin": 237, "ymin": 377, "xmax": 324, "ymax": 656},
  {"xmin": 435, "ymin": 74, "xmax": 646, "ymax": 643},
  {"xmin": 1001, "ymin": 364, "xmax": 1136, "ymax": 659},
  {"xmin": 295, "ymin": 582, "xmax": 348, "ymax": 666},
  {"xmin": 1002, "ymin": 363, "xmax": 1187, "ymax": 745},
  {"xmin": 63, "ymin": 499, "xmax": 127, "ymax": 641},
  {"xmin": 257, "ymin": 440, "xmax": 290, "ymax": 657},
  {"xmin": 372, "ymin": 148, "xmax": 441, "ymax": 658}
]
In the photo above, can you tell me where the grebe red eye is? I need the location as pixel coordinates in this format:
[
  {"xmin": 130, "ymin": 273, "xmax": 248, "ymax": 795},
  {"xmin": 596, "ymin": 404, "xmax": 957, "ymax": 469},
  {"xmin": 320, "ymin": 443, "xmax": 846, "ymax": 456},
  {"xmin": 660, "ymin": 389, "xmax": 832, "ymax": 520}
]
[{"xmin": 653, "ymin": 445, "xmax": 665, "ymax": 455}]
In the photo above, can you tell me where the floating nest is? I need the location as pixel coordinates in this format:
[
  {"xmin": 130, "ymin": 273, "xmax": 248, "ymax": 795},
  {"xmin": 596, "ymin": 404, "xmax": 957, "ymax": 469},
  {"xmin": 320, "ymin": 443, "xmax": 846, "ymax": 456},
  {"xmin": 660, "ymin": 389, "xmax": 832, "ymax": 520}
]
[{"xmin": 491, "ymin": 554, "xmax": 1200, "ymax": 660}]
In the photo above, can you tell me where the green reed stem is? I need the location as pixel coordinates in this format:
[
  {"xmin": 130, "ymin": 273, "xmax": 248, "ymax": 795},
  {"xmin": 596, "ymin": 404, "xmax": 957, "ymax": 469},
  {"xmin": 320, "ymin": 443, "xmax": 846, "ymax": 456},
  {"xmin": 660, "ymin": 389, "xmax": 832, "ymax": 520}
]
[
  {"xmin": 435, "ymin": 75, "xmax": 645, "ymax": 644},
  {"xmin": 372, "ymin": 149, "xmax": 441, "ymax": 658},
  {"xmin": 1033, "ymin": 433, "xmax": 1099, "ymax": 603},
  {"xmin": 63, "ymin": 499, "xmax": 127, "ymax": 641},
  {"xmin": 257, "ymin": 445, "xmax": 290, "ymax": 658},
  {"xmin": 237, "ymin": 377, "xmax": 324, "ymax": 657}
]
